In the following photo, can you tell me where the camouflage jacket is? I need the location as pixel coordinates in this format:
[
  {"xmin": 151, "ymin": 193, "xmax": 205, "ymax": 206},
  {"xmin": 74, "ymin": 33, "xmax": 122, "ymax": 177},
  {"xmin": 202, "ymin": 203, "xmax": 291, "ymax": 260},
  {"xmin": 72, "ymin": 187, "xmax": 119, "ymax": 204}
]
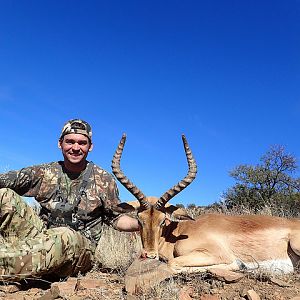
[{"xmin": 0, "ymin": 161, "xmax": 121, "ymax": 243}]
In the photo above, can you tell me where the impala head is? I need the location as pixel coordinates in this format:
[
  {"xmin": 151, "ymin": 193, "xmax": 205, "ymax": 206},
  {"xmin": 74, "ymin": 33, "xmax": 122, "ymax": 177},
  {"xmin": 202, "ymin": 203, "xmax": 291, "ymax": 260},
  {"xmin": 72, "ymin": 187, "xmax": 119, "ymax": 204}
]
[{"xmin": 111, "ymin": 134, "xmax": 197, "ymax": 259}]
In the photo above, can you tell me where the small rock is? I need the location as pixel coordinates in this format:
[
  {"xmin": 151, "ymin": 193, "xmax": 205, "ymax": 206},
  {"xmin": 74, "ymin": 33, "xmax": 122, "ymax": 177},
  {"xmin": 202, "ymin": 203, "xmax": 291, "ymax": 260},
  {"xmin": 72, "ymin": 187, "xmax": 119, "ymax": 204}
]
[
  {"xmin": 75, "ymin": 278, "xmax": 107, "ymax": 290},
  {"xmin": 210, "ymin": 288, "xmax": 220, "ymax": 294},
  {"xmin": 178, "ymin": 287, "xmax": 193, "ymax": 300},
  {"xmin": 36, "ymin": 290, "xmax": 55, "ymax": 300},
  {"xmin": 126, "ymin": 295, "xmax": 139, "ymax": 300},
  {"xmin": 208, "ymin": 268, "xmax": 244, "ymax": 283},
  {"xmin": 0, "ymin": 282, "xmax": 21, "ymax": 293},
  {"xmin": 269, "ymin": 277, "xmax": 292, "ymax": 287},
  {"xmin": 50, "ymin": 279, "xmax": 77, "ymax": 298},
  {"xmin": 243, "ymin": 289, "xmax": 261, "ymax": 300},
  {"xmin": 125, "ymin": 258, "xmax": 174, "ymax": 294},
  {"xmin": 200, "ymin": 295, "xmax": 219, "ymax": 300},
  {"xmin": 2, "ymin": 294, "xmax": 25, "ymax": 300},
  {"xmin": 66, "ymin": 296, "xmax": 83, "ymax": 300}
]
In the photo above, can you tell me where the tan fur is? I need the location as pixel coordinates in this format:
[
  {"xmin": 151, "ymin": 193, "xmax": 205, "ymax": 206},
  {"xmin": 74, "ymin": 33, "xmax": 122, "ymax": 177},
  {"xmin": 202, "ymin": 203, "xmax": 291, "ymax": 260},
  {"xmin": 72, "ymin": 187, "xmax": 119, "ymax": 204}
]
[{"xmin": 120, "ymin": 198, "xmax": 300, "ymax": 274}]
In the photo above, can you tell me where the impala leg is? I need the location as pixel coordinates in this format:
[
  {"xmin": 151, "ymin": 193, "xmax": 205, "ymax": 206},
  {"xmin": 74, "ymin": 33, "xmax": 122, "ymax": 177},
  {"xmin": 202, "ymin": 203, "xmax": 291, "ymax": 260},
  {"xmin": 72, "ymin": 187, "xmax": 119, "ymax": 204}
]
[
  {"xmin": 289, "ymin": 233, "xmax": 300, "ymax": 256},
  {"xmin": 288, "ymin": 232, "xmax": 300, "ymax": 271},
  {"xmin": 168, "ymin": 251, "xmax": 236, "ymax": 273}
]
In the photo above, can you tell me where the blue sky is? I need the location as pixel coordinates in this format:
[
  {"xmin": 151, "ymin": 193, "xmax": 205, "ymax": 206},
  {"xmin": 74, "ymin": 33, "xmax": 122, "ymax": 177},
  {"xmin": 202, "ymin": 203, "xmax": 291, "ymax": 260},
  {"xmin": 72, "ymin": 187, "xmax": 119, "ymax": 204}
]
[{"xmin": 0, "ymin": 1, "xmax": 299, "ymax": 206}]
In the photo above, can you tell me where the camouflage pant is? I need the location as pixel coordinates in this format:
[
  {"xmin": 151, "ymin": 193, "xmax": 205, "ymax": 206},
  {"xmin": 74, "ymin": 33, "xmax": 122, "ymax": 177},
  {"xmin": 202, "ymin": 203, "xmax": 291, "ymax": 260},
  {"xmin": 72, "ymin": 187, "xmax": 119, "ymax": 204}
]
[{"xmin": 0, "ymin": 188, "xmax": 94, "ymax": 281}]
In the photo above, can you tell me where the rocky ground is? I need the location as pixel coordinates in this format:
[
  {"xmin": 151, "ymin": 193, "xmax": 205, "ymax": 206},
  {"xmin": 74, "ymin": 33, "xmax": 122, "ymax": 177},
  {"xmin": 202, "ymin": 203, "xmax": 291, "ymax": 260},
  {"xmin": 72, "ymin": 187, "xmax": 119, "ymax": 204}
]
[
  {"xmin": 1, "ymin": 217, "xmax": 300, "ymax": 300},
  {"xmin": 1, "ymin": 264, "xmax": 300, "ymax": 300}
]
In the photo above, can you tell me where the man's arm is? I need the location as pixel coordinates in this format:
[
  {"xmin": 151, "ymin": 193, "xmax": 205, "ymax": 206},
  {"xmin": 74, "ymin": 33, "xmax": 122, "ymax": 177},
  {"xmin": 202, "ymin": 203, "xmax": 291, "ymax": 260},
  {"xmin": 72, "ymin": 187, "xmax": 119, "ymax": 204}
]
[
  {"xmin": 103, "ymin": 173, "xmax": 139, "ymax": 232},
  {"xmin": 114, "ymin": 215, "xmax": 139, "ymax": 232},
  {"xmin": 0, "ymin": 166, "xmax": 42, "ymax": 196}
]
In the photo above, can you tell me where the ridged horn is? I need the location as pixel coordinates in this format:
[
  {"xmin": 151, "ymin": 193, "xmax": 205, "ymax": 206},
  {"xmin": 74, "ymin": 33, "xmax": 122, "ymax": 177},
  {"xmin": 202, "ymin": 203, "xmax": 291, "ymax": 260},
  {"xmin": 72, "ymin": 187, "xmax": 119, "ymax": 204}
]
[
  {"xmin": 155, "ymin": 135, "xmax": 197, "ymax": 209},
  {"xmin": 111, "ymin": 134, "xmax": 150, "ymax": 209}
]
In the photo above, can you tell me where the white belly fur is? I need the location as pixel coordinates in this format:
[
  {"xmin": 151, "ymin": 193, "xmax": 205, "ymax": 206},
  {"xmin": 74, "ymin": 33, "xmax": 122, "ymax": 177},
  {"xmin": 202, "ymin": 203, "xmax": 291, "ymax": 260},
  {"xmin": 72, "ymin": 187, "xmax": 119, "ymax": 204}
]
[{"xmin": 236, "ymin": 259, "xmax": 294, "ymax": 274}]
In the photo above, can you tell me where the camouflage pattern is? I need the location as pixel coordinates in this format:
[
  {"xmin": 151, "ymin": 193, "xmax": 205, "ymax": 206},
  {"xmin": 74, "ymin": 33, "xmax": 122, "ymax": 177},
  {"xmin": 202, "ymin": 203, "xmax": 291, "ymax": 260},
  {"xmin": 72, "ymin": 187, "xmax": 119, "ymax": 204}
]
[
  {"xmin": 60, "ymin": 119, "xmax": 92, "ymax": 141},
  {"xmin": 0, "ymin": 188, "xmax": 94, "ymax": 281},
  {"xmin": 0, "ymin": 161, "xmax": 120, "ymax": 241},
  {"xmin": 0, "ymin": 161, "xmax": 121, "ymax": 280}
]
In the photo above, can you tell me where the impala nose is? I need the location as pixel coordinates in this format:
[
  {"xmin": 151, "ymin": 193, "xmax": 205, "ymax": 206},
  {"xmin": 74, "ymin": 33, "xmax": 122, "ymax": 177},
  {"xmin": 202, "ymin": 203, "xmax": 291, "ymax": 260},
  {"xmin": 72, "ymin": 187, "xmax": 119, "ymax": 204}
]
[{"xmin": 145, "ymin": 252, "xmax": 159, "ymax": 260}]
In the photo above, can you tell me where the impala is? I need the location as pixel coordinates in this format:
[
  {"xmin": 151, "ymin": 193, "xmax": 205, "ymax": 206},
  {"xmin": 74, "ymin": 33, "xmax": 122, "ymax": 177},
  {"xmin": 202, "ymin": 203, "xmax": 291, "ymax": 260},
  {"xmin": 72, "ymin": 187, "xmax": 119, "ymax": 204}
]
[{"xmin": 112, "ymin": 134, "xmax": 300, "ymax": 274}]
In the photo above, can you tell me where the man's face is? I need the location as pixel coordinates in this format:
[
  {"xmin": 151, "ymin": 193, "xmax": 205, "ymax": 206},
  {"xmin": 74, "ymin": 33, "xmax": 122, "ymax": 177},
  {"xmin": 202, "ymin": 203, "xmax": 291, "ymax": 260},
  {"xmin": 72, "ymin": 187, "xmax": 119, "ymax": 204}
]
[{"xmin": 58, "ymin": 133, "xmax": 93, "ymax": 165}]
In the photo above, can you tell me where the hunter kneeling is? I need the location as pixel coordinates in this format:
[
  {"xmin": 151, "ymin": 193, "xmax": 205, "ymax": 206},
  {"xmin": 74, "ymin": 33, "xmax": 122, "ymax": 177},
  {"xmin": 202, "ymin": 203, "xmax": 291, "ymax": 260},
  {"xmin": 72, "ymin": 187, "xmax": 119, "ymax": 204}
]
[{"xmin": 0, "ymin": 119, "xmax": 139, "ymax": 281}]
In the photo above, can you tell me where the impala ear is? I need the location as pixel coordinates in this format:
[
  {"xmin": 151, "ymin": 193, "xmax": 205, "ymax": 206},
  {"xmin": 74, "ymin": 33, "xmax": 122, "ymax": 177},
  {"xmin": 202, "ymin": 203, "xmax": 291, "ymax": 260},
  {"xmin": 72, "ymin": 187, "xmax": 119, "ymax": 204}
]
[
  {"xmin": 164, "ymin": 205, "xmax": 195, "ymax": 222},
  {"xmin": 112, "ymin": 202, "xmax": 136, "ymax": 213}
]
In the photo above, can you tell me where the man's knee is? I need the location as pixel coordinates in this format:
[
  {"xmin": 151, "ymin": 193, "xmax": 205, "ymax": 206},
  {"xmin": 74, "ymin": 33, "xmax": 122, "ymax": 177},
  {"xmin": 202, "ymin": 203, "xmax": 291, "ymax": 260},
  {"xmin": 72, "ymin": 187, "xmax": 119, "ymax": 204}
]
[
  {"xmin": 0, "ymin": 188, "xmax": 25, "ymax": 212},
  {"xmin": 46, "ymin": 227, "xmax": 94, "ymax": 276},
  {"xmin": 0, "ymin": 189, "xmax": 44, "ymax": 238},
  {"xmin": 50, "ymin": 227, "xmax": 94, "ymax": 253},
  {"xmin": 0, "ymin": 188, "xmax": 19, "ymax": 225},
  {"xmin": 0, "ymin": 188, "xmax": 23, "ymax": 206},
  {"xmin": 0, "ymin": 187, "xmax": 17, "ymax": 198}
]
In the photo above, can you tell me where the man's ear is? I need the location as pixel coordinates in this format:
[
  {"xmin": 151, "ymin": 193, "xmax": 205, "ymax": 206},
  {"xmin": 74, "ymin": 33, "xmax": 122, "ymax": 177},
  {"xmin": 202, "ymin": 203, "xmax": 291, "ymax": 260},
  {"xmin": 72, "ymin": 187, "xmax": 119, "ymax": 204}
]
[
  {"xmin": 58, "ymin": 140, "xmax": 62, "ymax": 149},
  {"xmin": 164, "ymin": 205, "xmax": 194, "ymax": 222},
  {"xmin": 89, "ymin": 142, "xmax": 94, "ymax": 152}
]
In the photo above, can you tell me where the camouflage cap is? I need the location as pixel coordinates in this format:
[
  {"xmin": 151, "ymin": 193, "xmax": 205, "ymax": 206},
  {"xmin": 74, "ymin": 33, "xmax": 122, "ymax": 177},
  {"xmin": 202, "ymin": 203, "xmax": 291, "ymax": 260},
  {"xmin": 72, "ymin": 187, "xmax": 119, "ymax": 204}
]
[{"xmin": 60, "ymin": 119, "xmax": 92, "ymax": 141}]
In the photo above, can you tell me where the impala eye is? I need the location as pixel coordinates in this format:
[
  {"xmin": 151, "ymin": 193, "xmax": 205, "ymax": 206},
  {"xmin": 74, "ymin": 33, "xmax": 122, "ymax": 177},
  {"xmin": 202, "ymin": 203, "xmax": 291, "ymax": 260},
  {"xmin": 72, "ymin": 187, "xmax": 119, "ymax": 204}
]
[{"xmin": 160, "ymin": 219, "xmax": 166, "ymax": 227}]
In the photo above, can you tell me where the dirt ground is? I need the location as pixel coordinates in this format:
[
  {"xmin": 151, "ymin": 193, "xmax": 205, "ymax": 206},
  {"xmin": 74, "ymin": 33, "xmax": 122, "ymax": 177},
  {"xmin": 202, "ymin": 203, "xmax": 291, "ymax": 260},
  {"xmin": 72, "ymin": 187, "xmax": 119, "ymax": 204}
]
[{"xmin": 0, "ymin": 268, "xmax": 300, "ymax": 300}]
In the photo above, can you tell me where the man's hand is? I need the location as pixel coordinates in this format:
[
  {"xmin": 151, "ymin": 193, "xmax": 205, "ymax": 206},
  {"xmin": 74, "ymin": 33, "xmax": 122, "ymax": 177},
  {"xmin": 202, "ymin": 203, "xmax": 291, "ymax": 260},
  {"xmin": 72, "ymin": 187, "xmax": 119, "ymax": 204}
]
[{"xmin": 114, "ymin": 215, "xmax": 139, "ymax": 232}]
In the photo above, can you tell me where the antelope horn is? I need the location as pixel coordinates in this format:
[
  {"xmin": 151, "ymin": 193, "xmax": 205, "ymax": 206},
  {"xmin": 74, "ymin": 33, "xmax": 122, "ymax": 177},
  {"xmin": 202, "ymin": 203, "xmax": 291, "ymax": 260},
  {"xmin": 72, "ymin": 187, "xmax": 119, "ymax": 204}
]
[
  {"xmin": 111, "ymin": 134, "xmax": 150, "ymax": 209},
  {"xmin": 155, "ymin": 135, "xmax": 197, "ymax": 209}
]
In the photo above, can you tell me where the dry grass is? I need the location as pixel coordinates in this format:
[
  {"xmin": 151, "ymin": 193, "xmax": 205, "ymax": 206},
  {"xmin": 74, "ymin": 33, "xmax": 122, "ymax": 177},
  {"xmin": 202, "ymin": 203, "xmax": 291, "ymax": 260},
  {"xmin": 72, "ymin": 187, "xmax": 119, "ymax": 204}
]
[
  {"xmin": 94, "ymin": 224, "xmax": 141, "ymax": 273},
  {"xmin": 187, "ymin": 202, "xmax": 300, "ymax": 219}
]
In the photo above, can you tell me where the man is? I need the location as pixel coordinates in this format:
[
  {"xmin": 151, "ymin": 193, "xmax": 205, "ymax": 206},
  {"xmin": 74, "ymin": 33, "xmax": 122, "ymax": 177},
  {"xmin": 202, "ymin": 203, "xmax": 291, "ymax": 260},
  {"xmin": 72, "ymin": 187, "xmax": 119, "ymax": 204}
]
[{"xmin": 0, "ymin": 119, "xmax": 138, "ymax": 281}]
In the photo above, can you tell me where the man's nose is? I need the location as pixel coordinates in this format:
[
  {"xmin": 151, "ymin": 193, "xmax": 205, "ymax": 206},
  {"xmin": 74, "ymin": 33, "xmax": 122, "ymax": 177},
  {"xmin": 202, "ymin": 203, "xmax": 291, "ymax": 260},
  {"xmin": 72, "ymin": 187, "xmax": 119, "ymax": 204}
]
[{"xmin": 72, "ymin": 143, "xmax": 80, "ymax": 150}]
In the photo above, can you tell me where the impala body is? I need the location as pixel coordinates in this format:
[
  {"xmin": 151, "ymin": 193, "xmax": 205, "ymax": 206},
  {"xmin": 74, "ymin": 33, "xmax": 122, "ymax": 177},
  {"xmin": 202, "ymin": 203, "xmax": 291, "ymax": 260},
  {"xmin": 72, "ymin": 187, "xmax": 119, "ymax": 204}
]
[
  {"xmin": 111, "ymin": 134, "xmax": 300, "ymax": 274},
  {"xmin": 157, "ymin": 211, "xmax": 300, "ymax": 273}
]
